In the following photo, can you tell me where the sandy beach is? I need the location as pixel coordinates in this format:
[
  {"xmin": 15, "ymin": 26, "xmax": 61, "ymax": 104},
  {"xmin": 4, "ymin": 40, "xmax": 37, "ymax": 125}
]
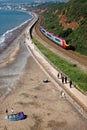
[{"xmin": 0, "ymin": 19, "xmax": 87, "ymax": 130}]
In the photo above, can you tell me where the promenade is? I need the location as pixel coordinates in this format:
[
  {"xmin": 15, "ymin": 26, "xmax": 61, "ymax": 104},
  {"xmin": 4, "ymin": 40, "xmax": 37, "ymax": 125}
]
[{"xmin": 25, "ymin": 27, "xmax": 87, "ymax": 119}]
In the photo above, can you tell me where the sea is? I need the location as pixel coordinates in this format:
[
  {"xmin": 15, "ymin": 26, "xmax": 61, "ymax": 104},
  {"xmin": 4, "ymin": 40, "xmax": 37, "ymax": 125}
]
[{"xmin": 0, "ymin": 9, "xmax": 33, "ymax": 46}]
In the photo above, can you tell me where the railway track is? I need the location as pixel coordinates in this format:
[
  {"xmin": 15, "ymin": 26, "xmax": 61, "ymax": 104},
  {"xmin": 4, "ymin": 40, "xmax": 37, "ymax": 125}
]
[{"xmin": 32, "ymin": 17, "xmax": 87, "ymax": 72}]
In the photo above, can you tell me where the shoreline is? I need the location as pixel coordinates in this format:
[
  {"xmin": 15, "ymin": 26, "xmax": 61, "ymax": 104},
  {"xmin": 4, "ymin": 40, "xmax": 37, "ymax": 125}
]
[
  {"xmin": 0, "ymin": 16, "xmax": 33, "ymax": 102},
  {"xmin": 0, "ymin": 12, "xmax": 38, "ymax": 103}
]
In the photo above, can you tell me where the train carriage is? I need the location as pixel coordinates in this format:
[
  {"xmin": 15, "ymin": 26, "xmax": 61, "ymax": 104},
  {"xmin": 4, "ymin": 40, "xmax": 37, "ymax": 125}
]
[{"xmin": 40, "ymin": 25, "xmax": 71, "ymax": 49}]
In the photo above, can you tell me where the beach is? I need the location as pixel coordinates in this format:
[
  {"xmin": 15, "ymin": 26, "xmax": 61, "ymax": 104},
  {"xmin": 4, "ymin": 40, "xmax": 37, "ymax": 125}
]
[{"xmin": 0, "ymin": 17, "xmax": 87, "ymax": 130}]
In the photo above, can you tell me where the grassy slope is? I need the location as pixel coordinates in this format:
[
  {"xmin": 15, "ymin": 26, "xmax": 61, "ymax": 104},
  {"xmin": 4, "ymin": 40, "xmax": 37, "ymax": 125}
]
[
  {"xmin": 36, "ymin": 0, "xmax": 87, "ymax": 56},
  {"xmin": 33, "ymin": 37, "xmax": 87, "ymax": 92}
]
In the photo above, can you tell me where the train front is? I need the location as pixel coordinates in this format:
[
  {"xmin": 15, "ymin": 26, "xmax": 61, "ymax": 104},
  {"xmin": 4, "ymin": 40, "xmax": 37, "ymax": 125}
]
[{"xmin": 63, "ymin": 40, "xmax": 71, "ymax": 49}]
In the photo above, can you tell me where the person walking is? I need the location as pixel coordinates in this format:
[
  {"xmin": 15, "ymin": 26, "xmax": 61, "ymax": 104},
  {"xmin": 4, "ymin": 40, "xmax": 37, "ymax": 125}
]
[
  {"xmin": 11, "ymin": 108, "xmax": 14, "ymax": 114},
  {"xmin": 6, "ymin": 108, "xmax": 8, "ymax": 115},
  {"xmin": 61, "ymin": 73, "xmax": 62, "ymax": 79},
  {"xmin": 65, "ymin": 76, "xmax": 67, "ymax": 83},
  {"xmin": 62, "ymin": 76, "xmax": 64, "ymax": 84},
  {"xmin": 70, "ymin": 80, "xmax": 72, "ymax": 88},
  {"xmin": 61, "ymin": 91, "xmax": 65, "ymax": 98},
  {"xmin": 5, "ymin": 108, "xmax": 9, "ymax": 119},
  {"xmin": 57, "ymin": 73, "xmax": 60, "ymax": 78}
]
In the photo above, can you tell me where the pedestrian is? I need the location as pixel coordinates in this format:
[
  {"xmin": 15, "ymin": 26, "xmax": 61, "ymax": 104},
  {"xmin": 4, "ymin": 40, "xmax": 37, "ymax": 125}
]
[
  {"xmin": 61, "ymin": 91, "xmax": 65, "ymax": 97},
  {"xmin": 5, "ymin": 108, "xmax": 9, "ymax": 119},
  {"xmin": 65, "ymin": 76, "xmax": 67, "ymax": 83},
  {"xmin": 57, "ymin": 73, "xmax": 60, "ymax": 78},
  {"xmin": 70, "ymin": 80, "xmax": 72, "ymax": 88},
  {"xmin": 61, "ymin": 73, "xmax": 62, "ymax": 79},
  {"xmin": 6, "ymin": 108, "xmax": 8, "ymax": 115},
  {"xmin": 11, "ymin": 108, "xmax": 14, "ymax": 114},
  {"xmin": 62, "ymin": 76, "xmax": 64, "ymax": 84}
]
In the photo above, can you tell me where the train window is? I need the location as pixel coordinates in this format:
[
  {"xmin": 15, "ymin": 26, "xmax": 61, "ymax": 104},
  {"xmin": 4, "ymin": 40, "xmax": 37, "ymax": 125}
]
[
  {"xmin": 47, "ymin": 33, "xmax": 52, "ymax": 38},
  {"xmin": 66, "ymin": 40, "xmax": 70, "ymax": 44},
  {"xmin": 42, "ymin": 30, "xmax": 45, "ymax": 33},
  {"xmin": 55, "ymin": 38, "xmax": 61, "ymax": 43}
]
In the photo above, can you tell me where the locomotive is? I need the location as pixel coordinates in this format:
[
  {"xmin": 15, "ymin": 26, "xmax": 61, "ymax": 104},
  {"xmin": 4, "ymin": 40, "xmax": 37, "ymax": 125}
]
[{"xmin": 40, "ymin": 25, "xmax": 71, "ymax": 49}]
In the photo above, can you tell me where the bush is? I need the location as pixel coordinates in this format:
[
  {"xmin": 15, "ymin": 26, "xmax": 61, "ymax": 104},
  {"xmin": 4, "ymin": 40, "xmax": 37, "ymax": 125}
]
[{"xmin": 59, "ymin": 28, "xmax": 73, "ymax": 38}]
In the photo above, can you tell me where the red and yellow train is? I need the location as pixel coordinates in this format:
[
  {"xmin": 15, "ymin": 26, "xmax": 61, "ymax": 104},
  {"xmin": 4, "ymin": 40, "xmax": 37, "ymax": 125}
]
[{"xmin": 40, "ymin": 25, "xmax": 71, "ymax": 49}]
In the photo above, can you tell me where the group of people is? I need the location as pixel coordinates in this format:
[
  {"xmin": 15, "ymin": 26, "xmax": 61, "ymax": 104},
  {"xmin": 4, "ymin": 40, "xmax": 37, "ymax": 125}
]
[{"xmin": 57, "ymin": 73, "xmax": 72, "ymax": 88}]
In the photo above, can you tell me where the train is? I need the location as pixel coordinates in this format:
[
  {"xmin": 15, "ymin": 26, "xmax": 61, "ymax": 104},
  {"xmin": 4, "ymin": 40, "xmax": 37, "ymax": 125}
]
[{"xmin": 40, "ymin": 25, "xmax": 71, "ymax": 49}]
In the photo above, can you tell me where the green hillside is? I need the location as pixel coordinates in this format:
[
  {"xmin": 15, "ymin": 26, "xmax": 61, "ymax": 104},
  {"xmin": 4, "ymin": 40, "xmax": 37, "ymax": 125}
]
[{"xmin": 35, "ymin": 0, "xmax": 87, "ymax": 56}]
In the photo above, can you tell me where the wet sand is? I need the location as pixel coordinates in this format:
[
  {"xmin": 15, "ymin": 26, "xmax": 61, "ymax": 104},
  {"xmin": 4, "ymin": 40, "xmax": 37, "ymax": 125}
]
[
  {"xmin": 0, "ymin": 38, "xmax": 30, "ymax": 99},
  {"xmin": 0, "ymin": 23, "xmax": 87, "ymax": 130}
]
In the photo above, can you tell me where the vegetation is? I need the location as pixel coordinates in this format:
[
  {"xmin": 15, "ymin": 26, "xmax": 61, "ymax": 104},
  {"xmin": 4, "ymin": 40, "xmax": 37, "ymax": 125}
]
[
  {"xmin": 35, "ymin": 0, "xmax": 87, "ymax": 56},
  {"xmin": 32, "ymin": 0, "xmax": 87, "ymax": 93},
  {"xmin": 33, "ymin": 37, "xmax": 87, "ymax": 92}
]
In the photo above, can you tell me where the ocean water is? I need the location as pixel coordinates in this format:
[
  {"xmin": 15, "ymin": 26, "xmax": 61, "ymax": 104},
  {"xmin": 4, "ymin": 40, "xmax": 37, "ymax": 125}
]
[
  {"xmin": 0, "ymin": 9, "xmax": 33, "ymax": 52},
  {"xmin": 0, "ymin": 9, "xmax": 32, "ymax": 35}
]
